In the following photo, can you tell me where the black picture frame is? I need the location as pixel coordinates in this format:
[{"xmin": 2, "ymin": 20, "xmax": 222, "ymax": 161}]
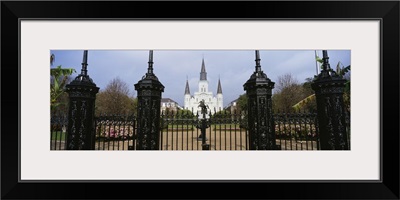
[{"xmin": 2, "ymin": 1, "xmax": 399, "ymax": 199}]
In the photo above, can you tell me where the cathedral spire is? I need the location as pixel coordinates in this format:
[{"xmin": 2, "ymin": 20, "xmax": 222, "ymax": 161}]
[
  {"xmin": 200, "ymin": 58, "xmax": 207, "ymax": 80},
  {"xmin": 217, "ymin": 77, "xmax": 222, "ymax": 94},
  {"xmin": 185, "ymin": 77, "xmax": 190, "ymax": 95}
]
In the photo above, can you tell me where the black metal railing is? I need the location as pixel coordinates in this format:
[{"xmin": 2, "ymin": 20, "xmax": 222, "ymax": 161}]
[
  {"xmin": 160, "ymin": 110, "xmax": 199, "ymax": 150},
  {"xmin": 345, "ymin": 110, "xmax": 351, "ymax": 149},
  {"xmin": 50, "ymin": 114, "xmax": 68, "ymax": 150},
  {"xmin": 160, "ymin": 110, "xmax": 249, "ymax": 151},
  {"xmin": 94, "ymin": 114, "xmax": 136, "ymax": 150},
  {"xmin": 51, "ymin": 114, "xmax": 137, "ymax": 150},
  {"xmin": 274, "ymin": 111, "xmax": 320, "ymax": 150},
  {"xmin": 51, "ymin": 110, "xmax": 350, "ymax": 151},
  {"xmin": 209, "ymin": 111, "xmax": 249, "ymax": 150}
]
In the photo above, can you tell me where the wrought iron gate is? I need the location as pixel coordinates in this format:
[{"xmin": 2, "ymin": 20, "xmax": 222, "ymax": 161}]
[
  {"xmin": 160, "ymin": 109, "xmax": 249, "ymax": 151},
  {"xmin": 50, "ymin": 110, "xmax": 325, "ymax": 151},
  {"xmin": 55, "ymin": 50, "xmax": 350, "ymax": 151}
]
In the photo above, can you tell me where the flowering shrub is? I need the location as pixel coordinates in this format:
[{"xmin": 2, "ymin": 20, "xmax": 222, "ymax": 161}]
[
  {"xmin": 96, "ymin": 125, "xmax": 134, "ymax": 140},
  {"xmin": 274, "ymin": 123, "xmax": 317, "ymax": 140}
]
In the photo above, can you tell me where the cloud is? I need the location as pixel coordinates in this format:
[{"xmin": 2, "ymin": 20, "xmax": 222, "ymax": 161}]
[{"xmin": 51, "ymin": 50, "xmax": 350, "ymax": 108}]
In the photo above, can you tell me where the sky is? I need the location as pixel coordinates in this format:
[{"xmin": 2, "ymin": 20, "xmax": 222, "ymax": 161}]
[{"xmin": 50, "ymin": 50, "xmax": 350, "ymax": 107}]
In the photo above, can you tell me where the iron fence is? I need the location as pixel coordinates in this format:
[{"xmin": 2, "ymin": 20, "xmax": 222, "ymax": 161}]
[
  {"xmin": 274, "ymin": 111, "xmax": 319, "ymax": 150},
  {"xmin": 207, "ymin": 112, "xmax": 249, "ymax": 151},
  {"xmin": 160, "ymin": 110, "xmax": 249, "ymax": 150},
  {"xmin": 50, "ymin": 110, "xmax": 350, "ymax": 150},
  {"xmin": 94, "ymin": 114, "xmax": 136, "ymax": 150},
  {"xmin": 50, "ymin": 114, "xmax": 68, "ymax": 150}
]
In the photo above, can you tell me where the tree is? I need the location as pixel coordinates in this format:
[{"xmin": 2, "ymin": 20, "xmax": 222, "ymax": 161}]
[
  {"xmin": 211, "ymin": 110, "xmax": 231, "ymax": 120},
  {"xmin": 175, "ymin": 109, "xmax": 196, "ymax": 119},
  {"xmin": 275, "ymin": 73, "xmax": 299, "ymax": 93},
  {"xmin": 50, "ymin": 54, "xmax": 76, "ymax": 113},
  {"xmin": 292, "ymin": 56, "xmax": 351, "ymax": 112},
  {"xmin": 236, "ymin": 93, "xmax": 248, "ymax": 112},
  {"xmin": 291, "ymin": 77, "xmax": 317, "ymax": 112},
  {"xmin": 95, "ymin": 77, "xmax": 136, "ymax": 116},
  {"xmin": 272, "ymin": 73, "xmax": 306, "ymax": 112}
]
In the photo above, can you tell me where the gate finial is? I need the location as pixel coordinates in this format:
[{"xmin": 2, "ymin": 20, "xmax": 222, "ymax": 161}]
[
  {"xmin": 322, "ymin": 50, "xmax": 331, "ymax": 71},
  {"xmin": 81, "ymin": 50, "xmax": 88, "ymax": 76},
  {"xmin": 255, "ymin": 50, "xmax": 261, "ymax": 72},
  {"xmin": 147, "ymin": 50, "xmax": 154, "ymax": 75}
]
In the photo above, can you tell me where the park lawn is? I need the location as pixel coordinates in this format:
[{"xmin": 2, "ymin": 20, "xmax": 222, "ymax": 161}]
[
  {"xmin": 164, "ymin": 124, "xmax": 195, "ymax": 130},
  {"xmin": 51, "ymin": 132, "xmax": 67, "ymax": 141},
  {"xmin": 212, "ymin": 124, "xmax": 241, "ymax": 129},
  {"xmin": 164, "ymin": 124, "xmax": 243, "ymax": 130}
]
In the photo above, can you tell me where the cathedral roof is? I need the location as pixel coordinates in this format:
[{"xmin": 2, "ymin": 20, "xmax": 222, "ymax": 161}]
[{"xmin": 161, "ymin": 98, "xmax": 178, "ymax": 104}]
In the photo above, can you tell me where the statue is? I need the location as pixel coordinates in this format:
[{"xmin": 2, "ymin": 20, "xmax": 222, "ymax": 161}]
[
  {"xmin": 198, "ymin": 99, "xmax": 209, "ymax": 115},
  {"xmin": 196, "ymin": 100, "xmax": 210, "ymax": 147}
]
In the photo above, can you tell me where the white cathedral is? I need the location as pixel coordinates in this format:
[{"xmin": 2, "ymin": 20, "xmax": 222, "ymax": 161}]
[{"xmin": 184, "ymin": 58, "xmax": 223, "ymax": 114}]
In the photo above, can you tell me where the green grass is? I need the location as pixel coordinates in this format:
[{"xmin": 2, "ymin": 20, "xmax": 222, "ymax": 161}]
[
  {"xmin": 212, "ymin": 124, "xmax": 241, "ymax": 129},
  {"xmin": 162, "ymin": 124, "xmax": 243, "ymax": 130},
  {"xmin": 51, "ymin": 131, "xmax": 67, "ymax": 141},
  {"xmin": 163, "ymin": 124, "xmax": 195, "ymax": 130}
]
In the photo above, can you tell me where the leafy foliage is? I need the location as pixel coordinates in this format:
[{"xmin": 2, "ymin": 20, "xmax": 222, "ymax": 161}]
[
  {"xmin": 291, "ymin": 77, "xmax": 317, "ymax": 112},
  {"xmin": 293, "ymin": 55, "xmax": 350, "ymax": 112},
  {"xmin": 272, "ymin": 73, "xmax": 314, "ymax": 112},
  {"xmin": 236, "ymin": 94, "xmax": 248, "ymax": 112},
  {"xmin": 315, "ymin": 55, "xmax": 324, "ymax": 66},
  {"xmin": 211, "ymin": 110, "xmax": 231, "ymax": 120},
  {"xmin": 175, "ymin": 109, "xmax": 196, "ymax": 119},
  {"xmin": 292, "ymin": 94, "xmax": 316, "ymax": 112},
  {"xmin": 95, "ymin": 77, "xmax": 137, "ymax": 116},
  {"xmin": 50, "ymin": 54, "xmax": 76, "ymax": 112}
]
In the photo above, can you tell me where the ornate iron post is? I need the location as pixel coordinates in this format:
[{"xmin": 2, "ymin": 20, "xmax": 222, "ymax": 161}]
[
  {"xmin": 134, "ymin": 50, "xmax": 164, "ymax": 150},
  {"xmin": 196, "ymin": 100, "xmax": 210, "ymax": 150},
  {"xmin": 65, "ymin": 50, "xmax": 99, "ymax": 150},
  {"xmin": 311, "ymin": 50, "xmax": 349, "ymax": 150},
  {"xmin": 243, "ymin": 50, "xmax": 278, "ymax": 150}
]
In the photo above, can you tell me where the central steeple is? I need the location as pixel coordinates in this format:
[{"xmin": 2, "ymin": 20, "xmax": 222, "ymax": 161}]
[{"xmin": 200, "ymin": 58, "xmax": 207, "ymax": 80}]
